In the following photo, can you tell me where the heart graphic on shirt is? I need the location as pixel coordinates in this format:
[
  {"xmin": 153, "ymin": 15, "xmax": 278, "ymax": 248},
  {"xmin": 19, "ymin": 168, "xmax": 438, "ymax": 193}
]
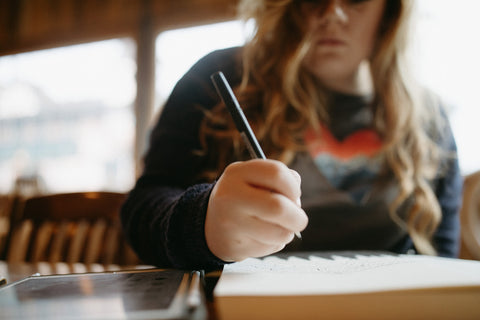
[{"xmin": 305, "ymin": 126, "xmax": 382, "ymax": 161}]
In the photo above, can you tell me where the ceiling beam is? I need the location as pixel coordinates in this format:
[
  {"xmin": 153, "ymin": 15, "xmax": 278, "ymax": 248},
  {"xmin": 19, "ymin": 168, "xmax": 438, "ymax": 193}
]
[{"xmin": 0, "ymin": 0, "xmax": 239, "ymax": 56}]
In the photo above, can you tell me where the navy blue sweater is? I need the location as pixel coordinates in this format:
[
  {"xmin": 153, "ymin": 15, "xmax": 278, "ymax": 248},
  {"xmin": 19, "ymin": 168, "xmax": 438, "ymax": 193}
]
[{"xmin": 121, "ymin": 47, "xmax": 462, "ymax": 270}]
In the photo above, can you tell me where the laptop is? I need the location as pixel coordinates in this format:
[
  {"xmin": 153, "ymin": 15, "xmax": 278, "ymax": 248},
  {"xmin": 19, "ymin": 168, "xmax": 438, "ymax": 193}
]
[{"xmin": 0, "ymin": 268, "xmax": 206, "ymax": 320}]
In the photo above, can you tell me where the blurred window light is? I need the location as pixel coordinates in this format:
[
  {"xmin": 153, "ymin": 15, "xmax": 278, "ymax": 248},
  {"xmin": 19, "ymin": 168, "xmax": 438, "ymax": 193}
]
[
  {"xmin": 155, "ymin": 20, "xmax": 247, "ymax": 114},
  {"xmin": 412, "ymin": 0, "xmax": 480, "ymax": 174},
  {"xmin": 0, "ymin": 39, "xmax": 136, "ymax": 194}
]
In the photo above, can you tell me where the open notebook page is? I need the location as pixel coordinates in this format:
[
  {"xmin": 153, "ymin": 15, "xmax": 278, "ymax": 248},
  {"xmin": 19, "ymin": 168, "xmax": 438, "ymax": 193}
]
[{"xmin": 216, "ymin": 251, "xmax": 480, "ymax": 296}]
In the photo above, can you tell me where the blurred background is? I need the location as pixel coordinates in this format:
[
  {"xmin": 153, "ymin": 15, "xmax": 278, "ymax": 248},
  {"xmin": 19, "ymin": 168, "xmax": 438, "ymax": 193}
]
[{"xmin": 0, "ymin": 0, "xmax": 479, "ymax": 196}]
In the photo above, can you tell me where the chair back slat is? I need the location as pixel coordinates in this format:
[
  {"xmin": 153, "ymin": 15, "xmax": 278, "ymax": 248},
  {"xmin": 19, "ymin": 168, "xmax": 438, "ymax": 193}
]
[
  {"xmin": 0, "ymin": 195, "xmax": 14, "ymax": 258},
  {"xmin": 103, "ymin": 224, "xmax": 120, "ymax": 265},
  {"xmin": 5, "ymin": 192, "xmax": 140, "ymax": 266},
  {"xmin": 67, "ymin": 220, "xmax": 89, "ymax": 263},
  {"xmin": 48, "ymin": 221, "xmax": 69, "ymax": 263},
  {"xmin": 84, "ymin": 219, "xmax": 107, "ymax": 264},
  {"xmin": 7, "ymin": 220, "xmax": 33, "ymax": 262},
  {"xmin": 31, "ymin": 221, "xmax": 54, "ymax": 262}
]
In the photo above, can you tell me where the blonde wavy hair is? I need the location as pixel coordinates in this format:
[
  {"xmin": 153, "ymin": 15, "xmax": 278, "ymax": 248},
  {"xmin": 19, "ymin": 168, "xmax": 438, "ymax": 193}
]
[{"xmin": 199, "ymin": 0, "xmax": 447, "ymax": 255}]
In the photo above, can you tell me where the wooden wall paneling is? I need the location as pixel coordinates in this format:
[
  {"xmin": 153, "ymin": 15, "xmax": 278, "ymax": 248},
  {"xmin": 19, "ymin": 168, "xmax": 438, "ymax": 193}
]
[
  {"xmin": 0, "ymin": 0, "xmax": 141, "ymax": 56},
  {"xmin": 18, "ymin": 0, "xmax": 49, "ymax": 39},
  {"xmin": 0, "ymin": 0, "xmax": 240, "ymax": 57},
  {"xmin": 0, "ymin": 0, "xmax": 12, "ymax": 47},
  {"xmin": 78, "ymin": 0, "xmax": 140, "ymax": 36},
  {"xmin": 151, "ymin": 0, "xmax": 239, "ymax": 31}
]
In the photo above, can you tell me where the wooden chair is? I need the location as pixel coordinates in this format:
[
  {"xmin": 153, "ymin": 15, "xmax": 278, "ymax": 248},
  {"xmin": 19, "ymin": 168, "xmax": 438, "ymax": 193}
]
[
  {"xmin": 0, "ymin": 194, "xmax": 15, "ymax": 259},
  {"xmin": 5, "ymin": 192, "xmax": 140, "ymax": 266},
  {"xmin": 459, "ymin": 171, "xmax": 480, "ymax": 260}
]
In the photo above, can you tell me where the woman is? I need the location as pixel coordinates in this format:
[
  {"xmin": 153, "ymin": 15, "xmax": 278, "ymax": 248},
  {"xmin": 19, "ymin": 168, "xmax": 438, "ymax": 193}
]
[{"xmin": 121, "ymin": 0, "xmax": 462, "ymax": 270}]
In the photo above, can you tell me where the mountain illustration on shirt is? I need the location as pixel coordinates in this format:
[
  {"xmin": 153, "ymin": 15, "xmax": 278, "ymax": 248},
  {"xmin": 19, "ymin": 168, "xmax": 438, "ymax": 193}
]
[{"xmin": 305, "ymin": 125, "xmax": 383, "ymax": 203}]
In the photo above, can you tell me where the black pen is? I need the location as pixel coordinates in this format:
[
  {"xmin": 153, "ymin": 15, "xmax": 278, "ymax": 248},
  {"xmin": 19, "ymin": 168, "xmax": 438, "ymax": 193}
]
[
  {"xmin": 210, "ymin": 71, "xmax": 301, "ymax": 239},
  {"xmin": 210, "ymin": 71, "xmax": 266, "ymax": 159}
]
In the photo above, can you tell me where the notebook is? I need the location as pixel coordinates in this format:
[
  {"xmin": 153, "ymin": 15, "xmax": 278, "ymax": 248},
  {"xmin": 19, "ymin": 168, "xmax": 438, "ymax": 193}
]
[
  {"xmin": 214, "ymin": 251, "xmax": 480, "ymax": 320},
  {"xmin": 0, "ymin": 268, "xmax": 206, "ymax": 320}
]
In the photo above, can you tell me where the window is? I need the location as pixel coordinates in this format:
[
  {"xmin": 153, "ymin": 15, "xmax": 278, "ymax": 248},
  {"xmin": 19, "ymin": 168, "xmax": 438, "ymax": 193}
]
[
  {"xmin": 0, "ymin": 39, "xmax": 136, "ymax": 194},
  {"xmin": 413, "ymin": 0, "xmax": 480, "ymax": 174},
  {"xmin": 155, "ymin": 21, "xmax": 247, "ymax": 114}
]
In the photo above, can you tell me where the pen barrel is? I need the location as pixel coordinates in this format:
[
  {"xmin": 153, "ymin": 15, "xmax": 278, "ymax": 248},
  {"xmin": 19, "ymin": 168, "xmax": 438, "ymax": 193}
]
[
  {"xmin": 211, "ymin": 71, "xmax": 301, "ymax": 239},
  {"xmin": 240, "ymin": 132, "xmax": 265, "ymax": 160},
  {"xmin": 211, "ymin": 71, "xmax": 266, "ymax": 159}
]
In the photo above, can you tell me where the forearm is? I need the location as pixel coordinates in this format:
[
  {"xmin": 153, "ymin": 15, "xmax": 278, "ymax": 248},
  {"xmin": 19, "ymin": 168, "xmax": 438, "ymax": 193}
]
[
  {"xmin": 121, "ymin": 177, "xmax": 225, "ymax": 270},
  {"xmin": 120, "ymin": 47, "xmax": 243, "ymax": 269}
]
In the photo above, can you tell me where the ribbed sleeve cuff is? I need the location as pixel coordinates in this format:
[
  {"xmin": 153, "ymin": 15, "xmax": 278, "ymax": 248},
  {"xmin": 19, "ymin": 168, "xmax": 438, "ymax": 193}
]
[{"xmin": 167, "ymin": 182, "xmax": 227, "ymax": 271}]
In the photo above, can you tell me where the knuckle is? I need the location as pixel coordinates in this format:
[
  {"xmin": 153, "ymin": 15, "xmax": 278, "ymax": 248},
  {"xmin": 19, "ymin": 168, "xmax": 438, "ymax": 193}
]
[
  {"xmin": 278, "ymin": 229, "xmax": 294, "ymax": 243},
  {"xmin": 268, "ymin": 161, "xmax": 287, "ymax": 177},
  {"xmin": 224, "ymin": 161, "xmax": 242, "ymax": 175},
  {"xmin": 267, "ymin": 195, "xmax": 285, "ymax": 213}
]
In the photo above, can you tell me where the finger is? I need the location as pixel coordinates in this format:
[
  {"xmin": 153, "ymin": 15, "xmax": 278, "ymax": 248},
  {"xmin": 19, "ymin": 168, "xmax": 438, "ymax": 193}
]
[
  {"xmin": 207, "ymin": 209, "xmax": 291, "ymax": 262},
  {"xmin": 231, "ymin": 160, "xmax": 302, "ymax": 202},
  {"xmin": 227, "ymin": 212, "xmax": 296, "ymax": 245},
  {"xmin": 290, "ymin": 169, "xmax": 302, "ymax": 207},
  {"xmin": 290, "ymin": 169, "xmax": 301, "ymax": 185},
  {"xmin": 236, "ymin": 186, "xmax": 308, "ymax": 233},
  {"xmin": 229, "ymin": 237, "xmax": 287, "ymax": 261}
]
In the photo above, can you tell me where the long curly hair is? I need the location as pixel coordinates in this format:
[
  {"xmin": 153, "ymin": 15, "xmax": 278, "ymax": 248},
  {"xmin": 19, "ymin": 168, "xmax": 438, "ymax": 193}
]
[{"xmin": 199, "ymin": 0, "xmax": 447, "ymax": 255}]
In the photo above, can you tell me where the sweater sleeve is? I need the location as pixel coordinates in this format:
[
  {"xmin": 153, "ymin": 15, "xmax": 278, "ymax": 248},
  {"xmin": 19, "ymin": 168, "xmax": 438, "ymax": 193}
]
[
  {"xmin": 432, "ymin": 110, "xmax": 463, "ymax": 257},
  {"xmin": 120, "ymin": 48, "xmax": 241, "ymax": 270}
]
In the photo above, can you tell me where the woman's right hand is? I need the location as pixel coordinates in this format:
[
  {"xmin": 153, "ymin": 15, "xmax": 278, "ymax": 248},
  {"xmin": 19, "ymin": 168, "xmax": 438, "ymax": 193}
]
[{"xmin": 204, "ymin": 159, "xmax": 308, "ymax": 262}]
